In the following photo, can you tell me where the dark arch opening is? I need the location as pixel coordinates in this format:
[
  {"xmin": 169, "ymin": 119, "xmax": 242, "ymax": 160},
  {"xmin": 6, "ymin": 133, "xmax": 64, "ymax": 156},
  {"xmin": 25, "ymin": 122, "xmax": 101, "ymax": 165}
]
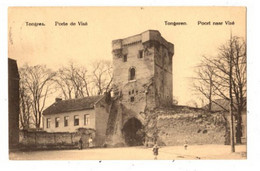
[{"xmin": 122, "ymin": 117, "xmax": 144, "ymax": 146}]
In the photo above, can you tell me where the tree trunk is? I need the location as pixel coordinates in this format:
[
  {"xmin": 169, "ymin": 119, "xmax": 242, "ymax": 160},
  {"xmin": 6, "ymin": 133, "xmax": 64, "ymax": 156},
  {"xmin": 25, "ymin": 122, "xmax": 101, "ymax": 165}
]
[
  {"xmin": 236, "ymin": 109, "xmax": 243, "ymax": 144},
  {"xmin": 229, "ymin": 37, "xmax": 235, "ymax": 152}
]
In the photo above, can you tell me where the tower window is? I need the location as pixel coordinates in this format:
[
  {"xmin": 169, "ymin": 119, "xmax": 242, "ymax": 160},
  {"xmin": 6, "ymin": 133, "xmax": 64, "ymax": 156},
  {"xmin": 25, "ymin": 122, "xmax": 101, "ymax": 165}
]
[
  {"xmin": 129, "ymin": 67, "xmax": 136, "ymax": 80},
  {"xmin": 139, "ymin": 50, "xmax": 143, "ymax": 58},
  {"xmin": 130, "ymin": 96, "xmax": 135, "ymax": 102},
  {"xmin": 123, "ymin": 54, "xmax": 127, "ymax": 62}
]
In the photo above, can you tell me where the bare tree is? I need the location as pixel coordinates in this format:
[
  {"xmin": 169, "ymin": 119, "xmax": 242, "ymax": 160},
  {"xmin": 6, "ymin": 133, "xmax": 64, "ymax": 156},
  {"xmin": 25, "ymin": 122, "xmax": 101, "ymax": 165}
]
[
  {"xmin": 19, "ymin": 82, "xmax": 32, "ymax": 130},
  {"xmin": 54, "ymin": 62, "xmax": 91, "ymax": 99},
  {"xmin": 193, "ymin": 36, "xmax": 246, "ymax": 144},
  {"xmin": 54, "ymin": 60, "xmax": 113, "ymax": 99},
  {"xmin": 91, "ymin": 60, "xmax": 113, "ymax": 95},
  {"xmin": 192, "ymin": 58, "xmax": 216, "ymax": 111},
  {"xmin": 19, "ymin": 64, "xmax": 56, "ymax": 128},
  {"xmin": 210, "ymin": 36, "xmax": 246, "ymax": 144}
]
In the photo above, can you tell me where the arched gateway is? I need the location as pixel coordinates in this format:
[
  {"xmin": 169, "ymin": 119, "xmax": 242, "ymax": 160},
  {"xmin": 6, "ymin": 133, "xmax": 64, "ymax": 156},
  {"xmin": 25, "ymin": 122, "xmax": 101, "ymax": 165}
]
[
  {"xmin": 122, "ymin": 117, "xmax": 144, "ymax": 146},
  {"xmin": 109, "ymin": 30, "xmax": 174, "ymax": 147}
]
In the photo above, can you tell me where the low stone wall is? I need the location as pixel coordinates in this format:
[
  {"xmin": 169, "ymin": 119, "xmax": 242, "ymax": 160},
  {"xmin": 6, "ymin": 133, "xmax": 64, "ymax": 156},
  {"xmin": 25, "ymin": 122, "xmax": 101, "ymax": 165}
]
[
  {"xmin": 146, "ymin": 107, "xmax": 228, "ymax": 146},
  {"xmin": 19, "ymin": 130, "xmax": 94, "ymax": 150}
]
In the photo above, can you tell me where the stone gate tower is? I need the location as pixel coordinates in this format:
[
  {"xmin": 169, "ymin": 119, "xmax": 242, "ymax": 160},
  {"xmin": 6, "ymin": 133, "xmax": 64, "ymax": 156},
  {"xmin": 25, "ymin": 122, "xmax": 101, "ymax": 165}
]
[
  {"xmin": 112, "ymin": 30, "xmax": 174, "ymax": 122},
  {"xmin": 107, "ymin": 30, "xmax": 174, "ymax": 146}
]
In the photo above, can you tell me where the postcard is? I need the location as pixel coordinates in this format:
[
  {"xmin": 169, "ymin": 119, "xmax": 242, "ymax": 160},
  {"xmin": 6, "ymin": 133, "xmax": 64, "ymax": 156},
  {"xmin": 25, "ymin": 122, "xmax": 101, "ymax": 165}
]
[{"xmin": 8, "ymin": 7, "xmax": 246, "ymax": 160}]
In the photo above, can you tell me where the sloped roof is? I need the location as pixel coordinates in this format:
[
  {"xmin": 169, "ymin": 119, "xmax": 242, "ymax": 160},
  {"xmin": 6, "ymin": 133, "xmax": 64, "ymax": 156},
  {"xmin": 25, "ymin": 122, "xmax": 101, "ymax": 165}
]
[{"xmin": 43, "ymin": 95, "xmax": 104, "ymax": 115}]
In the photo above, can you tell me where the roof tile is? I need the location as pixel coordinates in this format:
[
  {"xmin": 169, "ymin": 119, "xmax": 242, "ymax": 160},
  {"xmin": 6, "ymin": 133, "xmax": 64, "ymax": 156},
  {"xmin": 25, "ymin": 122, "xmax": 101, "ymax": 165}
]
[{"xmin": 43, "ymin": 95, "xmax": 103, "ymax": 115}]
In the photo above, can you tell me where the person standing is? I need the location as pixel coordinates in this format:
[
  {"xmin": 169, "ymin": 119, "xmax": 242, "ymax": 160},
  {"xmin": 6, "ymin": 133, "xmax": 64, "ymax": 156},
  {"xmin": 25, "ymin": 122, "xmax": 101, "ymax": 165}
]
[
  {"xmin": 184, "ymin": 140, "xmax": 188, "ymax": 150},
  {"xmin": 78, "ymin": 137, "xmax": 83, "ymax": 150},
  {"xmin": 88, "ymin": 137, "xmax": 93, "ymax": 148},
  {"xmin": 152, "ymin": 143, "xmax": 159, "ymax": 160}
]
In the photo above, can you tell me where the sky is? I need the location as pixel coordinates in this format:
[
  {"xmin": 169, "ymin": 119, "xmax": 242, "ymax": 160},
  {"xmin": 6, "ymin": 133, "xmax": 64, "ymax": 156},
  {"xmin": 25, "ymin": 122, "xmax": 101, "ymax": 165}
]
[{"xmin": 8, "ymin": 7, "xmax": 246, "ymax": 106}]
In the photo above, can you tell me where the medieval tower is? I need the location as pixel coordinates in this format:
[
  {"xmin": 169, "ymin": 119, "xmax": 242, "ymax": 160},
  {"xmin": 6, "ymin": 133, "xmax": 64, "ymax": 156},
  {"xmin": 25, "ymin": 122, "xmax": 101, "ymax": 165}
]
[{"xmin": 107, "ymin": 30, "xmax": 174, "ymax": 146}]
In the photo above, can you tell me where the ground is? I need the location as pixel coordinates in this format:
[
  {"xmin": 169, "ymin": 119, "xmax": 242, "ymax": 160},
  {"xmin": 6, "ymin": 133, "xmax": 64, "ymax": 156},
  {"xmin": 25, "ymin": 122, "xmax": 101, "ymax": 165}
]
[{"xmin": 9, "ymin": 144, "xmax": 246, "ymax": 160}]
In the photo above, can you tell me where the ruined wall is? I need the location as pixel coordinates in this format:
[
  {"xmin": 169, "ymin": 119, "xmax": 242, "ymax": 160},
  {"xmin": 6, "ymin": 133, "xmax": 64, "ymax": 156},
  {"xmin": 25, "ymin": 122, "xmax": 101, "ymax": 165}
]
[{"xmin": 146, "ymin": 107, "xmax": 227, "ymax": 146}]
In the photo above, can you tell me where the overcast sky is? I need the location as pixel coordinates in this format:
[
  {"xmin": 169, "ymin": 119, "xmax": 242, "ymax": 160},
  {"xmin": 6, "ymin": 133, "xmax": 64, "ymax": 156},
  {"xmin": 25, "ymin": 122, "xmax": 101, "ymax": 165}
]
[{"xmin": 8, "ymin": 7, "xmax": 246, "ymax": 106}]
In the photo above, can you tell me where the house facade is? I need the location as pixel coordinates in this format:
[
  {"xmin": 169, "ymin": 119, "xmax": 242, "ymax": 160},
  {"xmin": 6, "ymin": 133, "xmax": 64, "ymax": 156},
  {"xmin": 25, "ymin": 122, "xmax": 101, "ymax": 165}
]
[{"xmin": 42, "ymin": 95, "xmax": 111, "ymax": 146}]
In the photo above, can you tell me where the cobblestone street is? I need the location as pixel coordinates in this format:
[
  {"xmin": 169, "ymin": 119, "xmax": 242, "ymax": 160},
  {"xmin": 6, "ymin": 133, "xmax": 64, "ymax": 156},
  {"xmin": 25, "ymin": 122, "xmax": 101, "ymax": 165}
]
[{"xmin": 9, "ymin": 144, "xmax": 246, "ymax": 160}]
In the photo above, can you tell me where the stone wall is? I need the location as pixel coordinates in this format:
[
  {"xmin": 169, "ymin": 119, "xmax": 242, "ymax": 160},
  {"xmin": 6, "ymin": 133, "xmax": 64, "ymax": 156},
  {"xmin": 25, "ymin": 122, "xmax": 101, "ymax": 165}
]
[
  {"xmin": 19, "ymin": 129, "xmax": 95, "ymax": 150},
  {"xmin": 146, "ymin": 107, "xmax": 228, "ymax": 146}
]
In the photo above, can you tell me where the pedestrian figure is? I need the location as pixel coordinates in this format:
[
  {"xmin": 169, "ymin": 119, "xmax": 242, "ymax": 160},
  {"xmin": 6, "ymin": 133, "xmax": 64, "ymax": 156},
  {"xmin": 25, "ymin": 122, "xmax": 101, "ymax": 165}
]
[
  {"xmin": 152, "ymin": 143, "xmax": 159, "ymax": 160},
  {"xmin": 78, "ymin": 137, "xmax": 83, "ymax": 150},
  {"xmin": 88, "ymin": 137, "xmax": 93, "ymax": 148},
  {"xmin": 184, "ymin": 140, "xmax": 188, "ymax": 150}
]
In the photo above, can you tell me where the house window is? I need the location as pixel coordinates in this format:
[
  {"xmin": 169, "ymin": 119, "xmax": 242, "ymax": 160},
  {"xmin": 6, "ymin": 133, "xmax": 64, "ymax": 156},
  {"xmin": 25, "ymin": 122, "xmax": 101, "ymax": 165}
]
[
  {"xmin": 55, "ymin": 117, "xmax": 60, "ymax": 128},
  {"xmin": 139, "ymin": 50, "xmax": 143, "ymax": 58},
  {"xmin": 123, "ymin": 54, "xmax": 127, "ymax": 62},
  {"xmin": 64, "ymin": 116, "xmax": 69, "ymax": 127},
  {"xmin": 46, "ymin": 118, "xmax": 51, "ymax": 128},
  {"xmin": 74, "ymin": 115, "xmax": 79, "ymax": 126},
  {"xmin": 130, "ymin": 96, "xmax": 135, "ymax": 102},
  {"xmin": 129, "ymin": 67, "xmax": 136, "ymax": 80},
  {"xmin": 84, "ymin": 114, "xmax": 90, "ymax": 125}
]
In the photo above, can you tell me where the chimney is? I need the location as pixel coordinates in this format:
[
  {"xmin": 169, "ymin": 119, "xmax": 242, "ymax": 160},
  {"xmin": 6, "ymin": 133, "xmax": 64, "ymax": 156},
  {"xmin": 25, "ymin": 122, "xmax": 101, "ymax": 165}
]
[{"xmin": 55, "ymin": 98, "xmax": 62, "ymax": 102}]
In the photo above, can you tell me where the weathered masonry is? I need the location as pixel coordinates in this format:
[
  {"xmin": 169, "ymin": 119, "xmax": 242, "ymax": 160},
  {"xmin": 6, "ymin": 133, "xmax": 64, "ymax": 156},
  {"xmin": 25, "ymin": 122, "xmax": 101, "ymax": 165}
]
[
  {"xmin": 112, "ymin": 30, "xmax": 174, "ymax": 111},
  {"xmin": 106, "ymin": 30, "xmax": 174, "ymax": 146}
]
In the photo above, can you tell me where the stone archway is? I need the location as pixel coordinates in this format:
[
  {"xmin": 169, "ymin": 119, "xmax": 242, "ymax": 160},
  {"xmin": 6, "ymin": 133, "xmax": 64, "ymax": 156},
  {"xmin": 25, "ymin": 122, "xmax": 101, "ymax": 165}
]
[{"xmin": 122, "ymin": 117, "xmax": 144, "ymax": 146}]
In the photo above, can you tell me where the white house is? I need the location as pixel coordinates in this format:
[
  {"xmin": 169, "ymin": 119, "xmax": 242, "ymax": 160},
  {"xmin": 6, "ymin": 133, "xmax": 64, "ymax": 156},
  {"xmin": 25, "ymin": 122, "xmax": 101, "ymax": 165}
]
[{"xmin": 42, "ymin": 95, "xmax": 111, "ymax": 146}]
